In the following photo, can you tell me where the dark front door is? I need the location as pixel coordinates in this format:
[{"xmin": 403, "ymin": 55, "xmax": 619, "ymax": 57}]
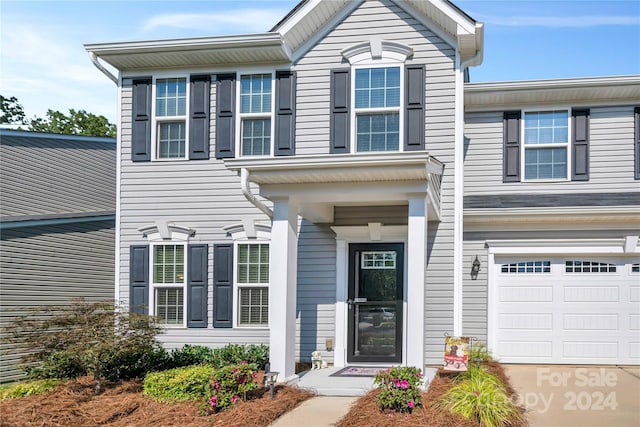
[{"xmin": 347, "ymin": 243, "xmax": 403, "ymax": 363}]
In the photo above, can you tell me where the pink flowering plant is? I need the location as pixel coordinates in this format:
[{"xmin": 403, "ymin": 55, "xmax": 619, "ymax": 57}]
[
  {"xmin": 373, "ymin": 366, "xmax": 423, "ymax": 413},
  {"xmin": 207, "ymin": 361, "xmax": 259, "ymax": 413}
]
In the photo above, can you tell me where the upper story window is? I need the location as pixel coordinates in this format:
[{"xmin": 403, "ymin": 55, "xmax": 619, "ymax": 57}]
[
  {"xmin": 523, "ymin": 110, "xmax": 569, "ymax": 180},
  {"xmin": 239, "ymin": 74, "xmax": 273, "ymax": 157},
  {"xmin": 152, "ymin": 243, "xmax": 186, "ymax": 325},
  {"xmin": 154, "ymin": 78, "xmax": 188, "ymax": 160},
  {"xmin": 354, "ymin": 67, "xmax": 401, "ymax": 152}
]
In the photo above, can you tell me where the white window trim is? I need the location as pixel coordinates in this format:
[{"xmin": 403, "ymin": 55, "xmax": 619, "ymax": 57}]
[
  {"xmin": 149, "ymin": 241, "xmax": 187, "ymax": 328},
  {"xmin": 350, "ymin": 63, "xmax": 405, "ymax": 154},
  {"xmin": 520, "ymin": 107, "xmax": 572, "ymax": 182},
  {"xmin": 235, "ymin": 70, "xmax": 276, "ymax": 158},
  {"xmin": 233, "ymin": 241, "xmax": 271, "ymax": 329},
  {"xmin": 151, "ymin": 73, "xmax": 190, "ymax": 161}
]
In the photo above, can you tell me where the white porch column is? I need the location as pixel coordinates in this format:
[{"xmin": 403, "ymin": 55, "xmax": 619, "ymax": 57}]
[
  {"xmin": 269, "ymin": 198, "xmax": 298, "ymax": 382},
  {"xmin": 334, "ymin": 239, "xmax": 348, "ymax": 367},
  {"xmin": 406, "ymin": 196, "xmax": 427, "ymax": 370}
]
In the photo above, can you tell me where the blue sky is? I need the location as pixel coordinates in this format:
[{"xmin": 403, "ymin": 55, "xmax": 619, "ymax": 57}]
[{"xmin": 1, "ymin": 0, "xmax": 638, "ymax": 123}]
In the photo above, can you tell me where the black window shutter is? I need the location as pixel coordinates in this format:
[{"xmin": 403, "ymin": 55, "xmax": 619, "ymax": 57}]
[
  {"xmin": 215, "ymin": 73, "xmax": 236, "ymax": 159},
  {"xmin": 274, "ymin": 70, "xmax": 296, "ymax": 156},
  {"xmin": 189, "ymin": 75, "xmax": 211, "ymax": 160},
  {"xmin": 503, "ymin": 111, "xmax": 521, "ymax": 182},
  {"xmin": 330, "ymin": 69, "xmax": 350, "ymax": 154},
  {"xmin": 131, "ymin": 78, "xmax": 152, "ymax": 162},
  {"xmin": 129, "ymin": 245, "xmax": 149, "ymax": 314},
  {"xmin": 187, "ymin": 244, "xmax": 208, "ymax": 328},
  {"xmin": 635, "ymin": 107, "xmax": 640, "ymax": 180},
  {"xmin": 213, "ymin": 244, "xmax": 233, "ymax": 328},
  {"xmin": 572, "ymin": 109, "xmax": 590, "ymax": 181},
  {"xmin": 405, "ymin": 65, "xmax": 425, "ymax": 151}
]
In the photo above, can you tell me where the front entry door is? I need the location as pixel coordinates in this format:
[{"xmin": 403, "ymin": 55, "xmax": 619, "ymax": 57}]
[{"xmin": 347, "ymin": 243, "xmax": 403, "ymax": 363}]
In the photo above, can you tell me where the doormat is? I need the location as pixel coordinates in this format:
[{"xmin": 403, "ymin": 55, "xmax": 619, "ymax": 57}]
[{"xmin": 330, "ymin": 366, "xmax": 387, "ymax": 377}]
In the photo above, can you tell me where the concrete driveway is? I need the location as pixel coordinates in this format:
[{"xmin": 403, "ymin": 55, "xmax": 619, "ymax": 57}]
[{"xmin": 504, "ymin": 365, "xmax": 640, "ymax": 427}]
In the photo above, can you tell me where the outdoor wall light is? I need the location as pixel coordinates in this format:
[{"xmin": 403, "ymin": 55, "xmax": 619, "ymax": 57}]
[
  {"xmin": 471, "ymin": 256, "xmax": 481, "ymax": 280},
  {"xmin": 264, "ymin": 370, "xmax": 279, "ymax": 400}
]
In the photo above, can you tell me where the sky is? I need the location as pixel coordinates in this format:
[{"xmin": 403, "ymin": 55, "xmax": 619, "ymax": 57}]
[{"xmin": 1, "ymin": 0, "xmax": 639, "ymax": 124}]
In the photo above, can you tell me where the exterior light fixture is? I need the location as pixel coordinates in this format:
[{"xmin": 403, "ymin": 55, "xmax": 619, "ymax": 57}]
[
  {"xmin": 471, "ymin": 256, "xmax": 481, "ymax": 280},
  {"xmin": 263, "ymin": 369, "xmax": 279, "ymax": 399}
]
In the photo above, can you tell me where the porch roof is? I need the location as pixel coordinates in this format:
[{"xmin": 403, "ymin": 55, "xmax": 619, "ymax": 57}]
[{"xmin": 225, "ymin": 152, "xmax": 444, "ymax": 222}]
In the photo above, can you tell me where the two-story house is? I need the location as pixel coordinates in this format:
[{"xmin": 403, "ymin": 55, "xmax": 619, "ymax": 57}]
[{"xmin": 85, "ymin": 0, "xmax": 640, "ymax": 382}]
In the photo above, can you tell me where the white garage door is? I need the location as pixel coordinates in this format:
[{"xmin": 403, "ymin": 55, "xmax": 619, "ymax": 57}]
[{"xmin": 493, "ymin": 257, "xmax": 640, "ymax": 364}]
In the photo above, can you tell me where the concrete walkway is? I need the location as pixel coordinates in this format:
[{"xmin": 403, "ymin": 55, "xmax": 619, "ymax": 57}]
[
  {"xmin": 504, "ymin": 365, "xmax": 640, "ymax": 427},
  {"xmin": 270, "ymin": 396, "xmax": 358, "ymax": 427}
]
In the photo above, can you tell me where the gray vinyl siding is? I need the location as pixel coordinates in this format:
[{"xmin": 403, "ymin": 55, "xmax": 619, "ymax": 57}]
[
  {"xmin": 295, "ymin": 0, "xmax": 456, "ymax": 364},
  {"xmin": 120, "ymin": 78, "xmax": 270, "ymax": 349},
  {"xmin": 0, "ymin": 132, "xmax": 116, "ymax": 219},
  {"xmin": 464, "ymin": 106, "xmax": 638, "ymax": 195},
  {"xmin": 334, "ymin": 205, "xmax": 408, "ymax": 226},
  {"xmin": 0, "ymin": 220, "xmax": 115, "ymax": 383},
  {"xmin": 296, "ymin": 221, "xmax": 337, "ymax": 362}
]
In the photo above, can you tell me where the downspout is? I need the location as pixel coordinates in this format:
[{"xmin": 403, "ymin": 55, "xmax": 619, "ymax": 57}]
[
  {"xmin": 453, "ymin": 23, "xmax": 484, "ymax": 336},
  {"xmin": 88, "ymin": 52, "xmax": 118, "ymax": 85},
  {"xmin": 241, "ymin": 168, "xmax": 273, "ymax": 219}
]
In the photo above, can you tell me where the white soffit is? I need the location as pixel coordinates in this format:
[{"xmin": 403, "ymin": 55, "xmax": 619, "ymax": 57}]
[{"xmin": 465, "ymin": 75, "xmax": 640, "ymax": 111}]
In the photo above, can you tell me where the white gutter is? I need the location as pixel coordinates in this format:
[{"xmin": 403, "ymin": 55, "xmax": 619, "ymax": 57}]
[
  {"xmin": 89, "ymin": 52, "xmax": 118, "ymax": 85},
  {"xmin": 241, "ymin": 168, "xmax": 273, "ymax": 219},
  {"xmin": 452, "ymin": 23, "xmax": 484, "ymax": 336}
]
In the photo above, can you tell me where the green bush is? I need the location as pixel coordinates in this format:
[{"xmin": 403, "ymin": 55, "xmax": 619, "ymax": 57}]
[
  {"xmin": 26, "ymin": 353, "xmax": 87, "ymax": 380},
  {"xmin": 374, "ymin": 366, "xmax": 423, "ymax": 413},
  {"xmin": 0, "ymin": 379, "xmax": 62, "ymax": 400},
  {"xmin": 102, "ymin": 346, "xmax": 171, "ymax": 381},
  {"xmin": 168, "ymin": 344, "xmax": 269, "ymax": 370},
  {"xmin": 143, "ymin": 365, "xmax": 212, "ymax": 402},
  {"xmin": 434, "ymin": 365, "xmax": 523, "ymax": 427},
  {"xmin": 208, "ymin": 362, "xmax": 259, "ymax": 413},
  {"xmin": 469, "ymin": 342, "xmax": 493, "ymax": 363}
]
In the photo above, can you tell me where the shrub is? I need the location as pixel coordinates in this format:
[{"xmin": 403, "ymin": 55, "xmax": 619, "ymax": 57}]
[
  {"xmin": 3, "ymin": 299, "xmax": 162, "ymax": 394},
  {"xmin": 143, "ymin": 365, "xmax": 212, "ymax": 402},
  {"xmin": 0, "ymin": 379, "xmax": 62, "ymax": 400},
  {"xmin": 102, "ymin": 346, "xmax": 171, "ymax": 381},
  {"xmin": 434, "ymin": 365, "xmax": 523, "ymax": 427},
  {"xmin": 469, "ymin": 342, "xmax": 493, "ymax": 363},
  {"xmin": 25, "ymin": 353, "xmax": 86, "ymax": 380},
  {"xmin": 208, "ymin": 362, "xmax": 260, "ymax": 413},
  {"xmin": 167, "ymin": 344, "xmax": 269, "ymax": 370},
  {"xmin": 373, "ymin": 366, "xmax": 423, "ymax": 413}
]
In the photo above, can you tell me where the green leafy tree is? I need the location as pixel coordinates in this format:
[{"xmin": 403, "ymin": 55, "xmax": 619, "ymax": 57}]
[
  {"xmin": 0, "ymin": 95, "xmax": 26, "ymax": 124},
  {"xmin": 3, "ymin": 299, "xmax": 162, "ymax": 394},
  {"xmin": 29, "ymin": 108, "xmax": 116, "ymax": 138}
]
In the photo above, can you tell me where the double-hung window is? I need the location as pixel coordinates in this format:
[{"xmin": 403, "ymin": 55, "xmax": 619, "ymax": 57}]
[
  {"xmin": 354, "ymin": 66, "xmax": 401, "ymax": 152},
  {"xmin": 236, "ymin": 243, "xmax": 269, "ymax": 327},
  {"xmin": 239, "ymin": 74, "xmax": 272, "ymax": 156},
  {"xmin": 155, "ymin": 78, "xmax": 188, "ymax": 160},
  {"xmin": 523, "ymin": 110, "xmax": 569, "ymax": 180},
  {"xmin": 152, "ymin": 244, "xmax": 185, "ymax": 325}
]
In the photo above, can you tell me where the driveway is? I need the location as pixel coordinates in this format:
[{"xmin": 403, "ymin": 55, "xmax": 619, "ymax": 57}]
[{"xmin": 504, "ymin": 365, "xmax": 640, "ymax": 427}]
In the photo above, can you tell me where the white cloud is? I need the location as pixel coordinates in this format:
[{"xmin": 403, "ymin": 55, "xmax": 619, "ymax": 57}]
[
  {"xmin": 478, "ymin": 14, "xmax": 640, "ymax": 28},
  {"xmin": 142, "ymin": 9, "xmax": 289, "ymax": 34}
]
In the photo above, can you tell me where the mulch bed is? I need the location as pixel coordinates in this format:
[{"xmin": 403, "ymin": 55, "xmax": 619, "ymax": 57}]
[
  {"xmin": 0, "ymin": 376, "xmax": 314, "ymax": 427},
  {"xmin": 337, "ymin": 361, "xmax": 528, "ymax": 427}
]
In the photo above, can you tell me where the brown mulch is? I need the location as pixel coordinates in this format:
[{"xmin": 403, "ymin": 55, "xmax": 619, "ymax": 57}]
[
  {"xmin": 337, "ymin": 363, "xmax": 528, "ymax": 427},
  {"xmin": 0, "ymin": 376, "xmax": 314, "ymax": 427}
]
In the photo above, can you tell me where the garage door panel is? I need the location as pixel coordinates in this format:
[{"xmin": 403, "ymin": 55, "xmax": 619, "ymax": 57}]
[
  {"xmin": 563, "ymin": 314, "xmax": 618, "ymax": 330},
  {"xmin": 499, "ymin": 313, "xmax": 553, "ymax": 330},
  {"xmin": 563, "ymin": 342, "xmax": 618, "ymax": 359},
  {"xmin": 564, "ymin": 286, "xmax": 619, "ymax": 302},
  {"xmin": 494, "ymin": 256, "xmax": 640, "ymax": 365}
]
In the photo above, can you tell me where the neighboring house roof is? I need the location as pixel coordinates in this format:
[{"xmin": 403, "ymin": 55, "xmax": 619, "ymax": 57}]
[
  {"xmin": 464, "ymin": 75, "xmax": 640, "ymax": 111},
  {"xmin": 0, "ymin": 130, "xmax": 116, "ymax": 224},
  {"xmin": 85, "ymin": 0, "xmax": 483, "ymax": 71}
]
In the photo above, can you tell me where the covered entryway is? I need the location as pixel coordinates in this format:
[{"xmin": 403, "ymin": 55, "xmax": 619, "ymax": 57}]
[
  {"xmin": 491, "ymin": 256, "xmax": 640, "ymax": 364},
  {"xmin": 347, "ymin": 243, "xmax": 404, "ymax": 363}
]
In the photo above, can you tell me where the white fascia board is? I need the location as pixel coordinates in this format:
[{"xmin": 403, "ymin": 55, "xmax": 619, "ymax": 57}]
[
  {"xmin": 84, "ymin": 33, "xmax": 283, "ymax": 55},
  {"xmin": 486, "ymin": 238, "xmax": 639, "ymax": 255},
  {"xmin": 466, "ymin": 75, "xmax": 640, "ymax": 92},
  {"xmin": 274, "ymin": 0, "xmax": 323, "ymax": 35},
  {"xmin": 394, "ymin": 0, "xmax": 457, "ymax": 50},
  {"xmin": 429, "ymin": 0, "xmax": 476, "ymax": 34}
]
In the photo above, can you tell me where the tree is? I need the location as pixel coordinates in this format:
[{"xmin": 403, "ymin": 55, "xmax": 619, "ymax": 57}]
[
  {"xmin": 29, "ymin": 108, "xmax": 117, "ymax": 138},
  {"xmin": 0, "ymin": 95, "xmax": 26, "ymax": 124},
  {"xmin": 3, "ymin": 299, "xmax": 162, "ymax": 394}
]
